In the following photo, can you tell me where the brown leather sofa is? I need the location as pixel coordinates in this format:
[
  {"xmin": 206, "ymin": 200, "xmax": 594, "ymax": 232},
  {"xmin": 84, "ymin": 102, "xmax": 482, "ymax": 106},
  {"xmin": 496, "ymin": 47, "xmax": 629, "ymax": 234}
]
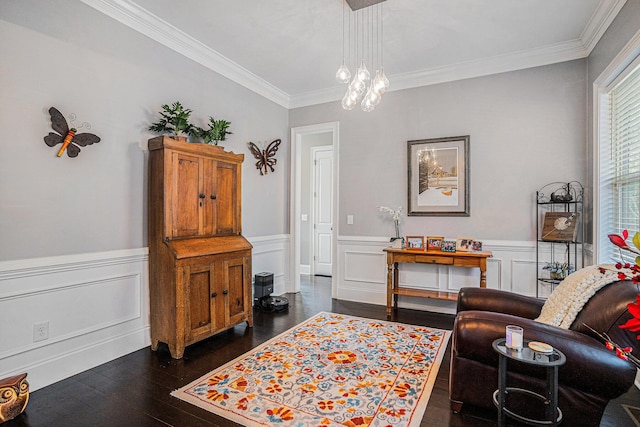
[{"xmin": 449, "ymin": 281, "xmax": 639, "ymax": 426}]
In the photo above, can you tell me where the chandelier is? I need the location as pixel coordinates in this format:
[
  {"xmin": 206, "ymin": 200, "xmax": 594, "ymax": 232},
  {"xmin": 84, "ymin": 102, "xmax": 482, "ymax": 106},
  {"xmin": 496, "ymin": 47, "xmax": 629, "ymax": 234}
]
[{"xmin": 336, "ymin": 0, "xmax": 389, "ymax": 112}]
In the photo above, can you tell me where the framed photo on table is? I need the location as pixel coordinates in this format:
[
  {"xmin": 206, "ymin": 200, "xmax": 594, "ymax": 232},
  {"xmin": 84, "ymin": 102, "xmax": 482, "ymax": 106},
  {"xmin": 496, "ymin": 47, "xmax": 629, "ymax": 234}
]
[
  {"xmin": 407, "ymin": 135, "xmax": 470, "ymax": 216},
  {"xmin": 427, "ymin": 236, "xmax": 444, "ymax": 250},
  {"xmin": 406, "ymin": 236, "xmax": 424, "ymax": 250},
  {"xmin": 441, "ymin": 240, "xmax": 457, "ymax": 252},
  {"xmin": 456, "ymin": 237, "xmax": 474, "ymax": 252}
]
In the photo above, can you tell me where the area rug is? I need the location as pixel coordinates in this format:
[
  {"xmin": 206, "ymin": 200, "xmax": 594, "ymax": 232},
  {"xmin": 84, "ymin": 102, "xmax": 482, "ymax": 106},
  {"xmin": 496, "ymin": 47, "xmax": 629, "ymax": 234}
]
[{"xmin": 172, "ymin": 312, "xmax": 451, "ymax": 426}]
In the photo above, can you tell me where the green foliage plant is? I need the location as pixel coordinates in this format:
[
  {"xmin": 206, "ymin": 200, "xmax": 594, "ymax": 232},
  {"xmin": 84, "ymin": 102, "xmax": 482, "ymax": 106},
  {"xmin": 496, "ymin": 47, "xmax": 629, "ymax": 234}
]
[
  {"xmin": 192, "ymin": 117, "xmax": 233, "ymax": 145},
  {"xmin": 148, "ymin": 102, "xmax": 194, "ymax": 137}
]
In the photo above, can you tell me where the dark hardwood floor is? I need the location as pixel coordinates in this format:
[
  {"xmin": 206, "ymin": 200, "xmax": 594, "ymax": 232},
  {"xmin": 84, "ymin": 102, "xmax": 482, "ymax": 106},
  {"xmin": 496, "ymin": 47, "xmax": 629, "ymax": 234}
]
[{"xmin": 5, "ymin": 275, "xmax": 638, "ymax": 426}]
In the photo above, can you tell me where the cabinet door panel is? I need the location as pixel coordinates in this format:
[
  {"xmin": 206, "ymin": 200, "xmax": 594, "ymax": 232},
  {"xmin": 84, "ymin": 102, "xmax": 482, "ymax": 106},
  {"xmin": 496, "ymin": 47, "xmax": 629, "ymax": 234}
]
[
  {"xmin": 215, "ymin": 162, "xmax": 238, "ymax": 235},
  {"xmin": 185, "ymin": 265, "xmax": 213, "ymax": 342},
  {"xmin": 225, "ymin": 258, "xmax": 247, "ymax": 323},
  {"xmin": 171, "ymin": 153, "xmax": 201, "ymax": 238}
]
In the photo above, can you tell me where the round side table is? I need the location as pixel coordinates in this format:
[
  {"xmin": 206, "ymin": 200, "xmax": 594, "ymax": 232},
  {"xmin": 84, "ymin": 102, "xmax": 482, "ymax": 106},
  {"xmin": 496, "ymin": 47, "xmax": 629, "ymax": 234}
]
[{"xmin": 492, "ymin": 338, "xmax": 566, "ymax": 426}]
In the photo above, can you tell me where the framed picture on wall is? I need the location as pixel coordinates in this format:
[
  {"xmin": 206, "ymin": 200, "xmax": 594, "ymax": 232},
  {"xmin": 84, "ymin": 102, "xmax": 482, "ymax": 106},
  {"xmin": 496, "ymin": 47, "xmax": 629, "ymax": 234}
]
[
  {"xmin": 406, "ymin": 236, "xmax": 424, "ymax": 250},
  {"xmin": 407, "ymin": 135, "xmax": 470, "ymax": 216}
]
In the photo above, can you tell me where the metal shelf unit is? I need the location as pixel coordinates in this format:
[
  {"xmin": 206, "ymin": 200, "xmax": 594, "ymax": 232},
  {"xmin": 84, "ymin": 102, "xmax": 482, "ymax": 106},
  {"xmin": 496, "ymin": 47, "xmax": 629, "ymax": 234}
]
[{"xmin": 535, "ymin": 182, "xmax": 585, "ymax": 298}]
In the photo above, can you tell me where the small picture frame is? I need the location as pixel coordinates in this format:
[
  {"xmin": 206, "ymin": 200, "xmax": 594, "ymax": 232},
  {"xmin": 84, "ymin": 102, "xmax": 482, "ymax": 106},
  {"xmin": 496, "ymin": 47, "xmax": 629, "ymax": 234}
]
[
  {"xmin": 441, "ymin": 240, "xmax": 457, "ymax": 252},
  {"xmin": 456, "ymin": 237, "xmax": 474, "ymax": 252},
  {"xmin": 470, "ymin": 240, "xmax": 483, "ymax": 252},
  {"xmin": 427, "ymin": 236, "xmax": 444, "ymax": 251},
  {"xmin": 406, "ymin": 236, "xmax": 424, "ymax": 250}
]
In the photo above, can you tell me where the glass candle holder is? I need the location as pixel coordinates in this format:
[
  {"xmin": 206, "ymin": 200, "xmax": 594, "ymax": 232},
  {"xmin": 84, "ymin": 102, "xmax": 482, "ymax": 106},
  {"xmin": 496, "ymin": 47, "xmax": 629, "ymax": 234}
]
[{"xmin": 506, "ymin": 325, "xmax": 523, "ymax": 350}]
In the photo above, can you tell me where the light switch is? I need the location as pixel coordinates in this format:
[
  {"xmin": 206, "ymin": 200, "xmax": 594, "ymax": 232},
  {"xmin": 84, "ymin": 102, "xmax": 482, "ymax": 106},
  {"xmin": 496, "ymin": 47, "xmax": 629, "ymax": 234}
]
[
  {"xmin": 301, "ymin": 214, "xmax": 308, "ymax": 221},
  {"xmin": 347, "ymin": 215, "xmax": 354, "ymax": 225}
]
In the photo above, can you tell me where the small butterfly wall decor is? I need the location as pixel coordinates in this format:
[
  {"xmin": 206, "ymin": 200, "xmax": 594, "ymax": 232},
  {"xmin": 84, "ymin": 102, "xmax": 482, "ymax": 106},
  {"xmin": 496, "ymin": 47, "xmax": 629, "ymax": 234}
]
[
  {"xmin": 248, "ymin": 139, "xmax": 281, "ymax": 175},
  {"xmin": 44, "ymin": 107, "xmax": 101, "ymax": 158}
]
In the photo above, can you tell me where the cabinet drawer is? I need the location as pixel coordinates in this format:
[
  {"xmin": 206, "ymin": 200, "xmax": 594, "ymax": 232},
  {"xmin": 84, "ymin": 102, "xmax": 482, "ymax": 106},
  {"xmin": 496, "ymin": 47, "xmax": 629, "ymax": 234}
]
[{"xmin": 415, "ymin": 255, "xmax": 454, "ymax": 265}]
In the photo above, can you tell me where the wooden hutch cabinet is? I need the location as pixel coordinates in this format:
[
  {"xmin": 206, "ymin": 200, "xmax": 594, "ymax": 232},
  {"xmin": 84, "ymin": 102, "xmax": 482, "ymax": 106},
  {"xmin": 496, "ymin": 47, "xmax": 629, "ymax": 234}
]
[{"xmin": 148, "ymin": 136, "xmax": 252, "ymax": 359}]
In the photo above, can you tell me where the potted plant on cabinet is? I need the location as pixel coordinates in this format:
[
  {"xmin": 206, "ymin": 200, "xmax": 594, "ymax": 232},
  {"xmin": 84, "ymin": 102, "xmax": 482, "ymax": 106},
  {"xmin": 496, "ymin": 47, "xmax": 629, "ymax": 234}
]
[
  {"xmin": 148, "ymin": 102, "xmax": 194, "ymax": 141},
  {"xmin": 191, "ymin": 117, "xmax": 233, "ymax": 146}
]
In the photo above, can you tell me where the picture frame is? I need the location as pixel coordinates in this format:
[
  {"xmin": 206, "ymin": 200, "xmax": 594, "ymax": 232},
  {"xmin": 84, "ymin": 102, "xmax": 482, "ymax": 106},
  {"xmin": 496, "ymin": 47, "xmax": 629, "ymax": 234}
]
[
  {"xmin": 541, "ymin": 212, "xmax": 580, "ymax": 242},
  {"xmin": 426, "ymin": 236, "xmax": 444, "ymax": 251},
  {"xmin": 471, "ymin": 240, "xmax": 483, "ymax": 252},
  {"xmin": 456, "ymin": 237, "xmax": 474, "ymax": 252},
  {"xmin": 407, "ymin": 135, "xmax": 470, "ymax": 216},
  {"xmin": 406, "ymin": 235, "xmax": 424, "ymax": 250},
  {"xmin": 441, "ymin": 240, "xmax": 457, "ymax": 252}
]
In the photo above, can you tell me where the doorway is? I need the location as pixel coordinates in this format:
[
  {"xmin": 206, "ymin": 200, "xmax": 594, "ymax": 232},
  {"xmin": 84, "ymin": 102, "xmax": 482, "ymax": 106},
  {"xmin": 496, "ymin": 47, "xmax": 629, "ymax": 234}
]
[{"xmin": 290, "ymin": 122, "xmax": 339, "ymax": 297}]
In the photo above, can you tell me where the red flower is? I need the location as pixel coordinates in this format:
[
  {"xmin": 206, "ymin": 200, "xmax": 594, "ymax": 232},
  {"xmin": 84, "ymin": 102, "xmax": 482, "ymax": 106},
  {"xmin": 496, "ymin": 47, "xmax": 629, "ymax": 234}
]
[{"xmin": 609, "ymin": 231, "xmax": 630, "ymax": 248}]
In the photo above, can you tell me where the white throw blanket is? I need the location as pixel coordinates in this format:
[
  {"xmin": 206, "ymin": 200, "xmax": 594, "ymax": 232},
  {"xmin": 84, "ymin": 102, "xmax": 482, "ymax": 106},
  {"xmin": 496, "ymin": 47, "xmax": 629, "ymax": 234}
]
[{"xmin": 535, "ymin": 264, "xmax": 621, "ymax": 328}]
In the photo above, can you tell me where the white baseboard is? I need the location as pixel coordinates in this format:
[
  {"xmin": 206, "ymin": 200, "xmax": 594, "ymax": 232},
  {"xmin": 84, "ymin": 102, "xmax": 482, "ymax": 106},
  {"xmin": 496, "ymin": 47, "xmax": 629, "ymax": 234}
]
[{"xmin": 300, "ymin": 264, "xmax": 310, "ymax": 275}]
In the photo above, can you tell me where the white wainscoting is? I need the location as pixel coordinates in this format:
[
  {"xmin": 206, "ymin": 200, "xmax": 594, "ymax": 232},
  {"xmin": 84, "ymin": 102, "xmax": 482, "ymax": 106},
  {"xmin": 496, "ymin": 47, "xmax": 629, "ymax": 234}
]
[
  {"xmin": 0, "ymin": 236, "xmax": 290, "ymax": 392},
  {"xmin": 0, "ymin": 248, "xmax": 149, "ymax": 391},
  {"xmin": 248, "ymin": 234, "xmax": 290, "ymax": 296},
  {"xmin": 336, "ymin": 236, "xmax": 537, "ymax": 315}
]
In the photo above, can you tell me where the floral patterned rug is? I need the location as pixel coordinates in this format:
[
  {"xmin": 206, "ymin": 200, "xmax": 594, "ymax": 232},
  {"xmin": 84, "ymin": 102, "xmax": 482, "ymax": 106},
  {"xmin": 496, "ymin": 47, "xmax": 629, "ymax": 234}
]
[{"xmin": 171, "ymin": 312, "xmax": 450, "ymax": 426}]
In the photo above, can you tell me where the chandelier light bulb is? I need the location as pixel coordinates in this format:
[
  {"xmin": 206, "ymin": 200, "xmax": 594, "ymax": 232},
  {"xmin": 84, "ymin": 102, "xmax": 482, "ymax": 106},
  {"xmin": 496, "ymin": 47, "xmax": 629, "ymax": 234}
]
[
  {"xmin": 380, "ymin": 68, "xmax": 390, "ymax": 90},
  {"xmin": 356, "ymin": 61, "xmax": 370, "ymax": 83},
  {"xmin": 372, "ymin": 71, "xmax": 386, "ymax": 94},
  {"xmin": 335, "ymin": 64, "xmax": 351, "ymax": 84},
  {"xmin": 365, "ymin": 87, "xmax": 380, "ymax": 104},
  {"xmin": 361, "ymin": 96, "xmax": 376, "ymax": 112},
  {"xmin": 342, "ymin": 93, "xmax": 357, "ymax": 110},
  {"xmin": 350, "ymin": 76, "xmax": 365, "ymax": 92}
]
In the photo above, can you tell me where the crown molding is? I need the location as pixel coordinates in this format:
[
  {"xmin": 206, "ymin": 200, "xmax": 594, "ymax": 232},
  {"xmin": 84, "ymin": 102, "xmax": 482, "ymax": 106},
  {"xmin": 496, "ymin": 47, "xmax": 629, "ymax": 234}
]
[
  {"xmin": 79, "ymin": 0, "xmax": 290, "ymax": 108},
  {"xmin": 289, "ymin": 39, "xmax": 588, "ymax": 108},
  {"xmin": 81, "ymin": 0, "xmax": 624, "ymax": 110},
  {"xmin": 579, "ymin": 0, "xmax": 627, "ymax": 54}
]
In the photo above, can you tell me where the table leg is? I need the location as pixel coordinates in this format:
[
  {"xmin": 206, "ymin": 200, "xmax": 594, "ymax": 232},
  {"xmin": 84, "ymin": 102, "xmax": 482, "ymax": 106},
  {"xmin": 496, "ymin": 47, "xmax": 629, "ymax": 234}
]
[
  {"xmin": 547, "ymin": 366, "xmax": 559, "ymax": 427},
  {"xmin": 498, "ymin": 354, "xmax": 507, "ymax": 427},
  {"xmin": 386, "ymin": 261, "xmax": 393, "ymax": 317},
  {"xmin": 393, "ymin": 262, "xmax": 399, "ymax": 310},
  {"xmin": 480, "ymin": 259, "xmax": 487, "ymax": 288}
]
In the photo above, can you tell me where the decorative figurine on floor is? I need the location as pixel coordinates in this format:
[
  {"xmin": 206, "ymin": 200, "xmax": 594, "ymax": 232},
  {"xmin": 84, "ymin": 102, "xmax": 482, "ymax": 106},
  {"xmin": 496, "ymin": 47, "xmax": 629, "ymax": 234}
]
[
  {"xmin": 248, "ymin": 139, "xmax": 281, "ymax": 175},
  {"xmin": 44, "ymin": 107, "xmax": 101, "ymax": 157},
  {"xmin": 0, "ymin": 372, "xmax": 29, "ymax": 423}
]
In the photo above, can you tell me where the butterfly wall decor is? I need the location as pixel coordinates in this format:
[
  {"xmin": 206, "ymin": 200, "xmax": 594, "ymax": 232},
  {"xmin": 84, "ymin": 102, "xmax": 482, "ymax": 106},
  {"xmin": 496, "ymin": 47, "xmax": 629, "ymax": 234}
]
[
  {"xmin": 44, "ymin": 107, "xmax": 101, "ymax": 158},
  {"xmin": 248, "ymin": 139, "xmax": 281, "ymax": 175}
]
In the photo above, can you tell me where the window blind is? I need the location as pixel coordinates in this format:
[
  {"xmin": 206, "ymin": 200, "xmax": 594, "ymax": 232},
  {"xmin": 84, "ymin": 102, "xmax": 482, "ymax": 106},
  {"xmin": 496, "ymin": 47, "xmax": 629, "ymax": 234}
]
[{"xmin": 601, "ymin": 63, "xmax": 640, "ymax": 263}]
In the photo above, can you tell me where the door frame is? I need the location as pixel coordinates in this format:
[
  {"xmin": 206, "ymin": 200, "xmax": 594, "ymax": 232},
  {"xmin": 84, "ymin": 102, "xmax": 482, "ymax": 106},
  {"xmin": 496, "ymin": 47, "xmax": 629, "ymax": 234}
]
[
  {"xmin": 311, "ymin": 145, "xmax": 334, "ymax": 276},
  {"xmin": 290, "ymin": 122, "xmax": 339, "ymax": 296}
]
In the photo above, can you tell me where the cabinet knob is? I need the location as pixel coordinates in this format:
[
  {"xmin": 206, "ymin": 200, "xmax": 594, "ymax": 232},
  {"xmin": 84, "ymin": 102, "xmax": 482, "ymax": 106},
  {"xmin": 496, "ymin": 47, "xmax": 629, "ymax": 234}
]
[
  {"xmin": 211, "ymin": 292, "xmax": 217, "ymax": 298},
  {"xmin": 210, "ymin": 195, "xmax": 217, "ymax": 200},
  {"xmin": 222, "ymin": 289, "xmax": 229, "ymax": 295},
  {"xmin": 199, "ymin": 194, "xmax": 206, "ymax": 199}
]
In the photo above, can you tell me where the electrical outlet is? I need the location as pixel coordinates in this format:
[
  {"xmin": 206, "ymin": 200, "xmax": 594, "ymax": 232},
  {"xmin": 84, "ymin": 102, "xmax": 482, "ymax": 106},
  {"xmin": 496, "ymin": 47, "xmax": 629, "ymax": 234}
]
[{"xmin": 33, "ymin": 321, "xmax": 49, "ymax": 342}]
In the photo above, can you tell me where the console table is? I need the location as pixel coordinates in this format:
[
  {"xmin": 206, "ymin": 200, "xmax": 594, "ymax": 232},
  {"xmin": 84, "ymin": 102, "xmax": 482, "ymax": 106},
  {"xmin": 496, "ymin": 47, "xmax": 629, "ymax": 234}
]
[{"xmin": 384, "ymin": 248, "xmax": 492, "ymax": 316}]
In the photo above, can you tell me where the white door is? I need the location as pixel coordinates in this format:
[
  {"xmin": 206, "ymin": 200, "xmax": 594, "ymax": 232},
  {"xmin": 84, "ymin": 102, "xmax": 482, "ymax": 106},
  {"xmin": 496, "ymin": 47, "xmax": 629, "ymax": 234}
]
[{"xmin": 313, "ymin": 147, "xmax": 333, "ymax": 276}]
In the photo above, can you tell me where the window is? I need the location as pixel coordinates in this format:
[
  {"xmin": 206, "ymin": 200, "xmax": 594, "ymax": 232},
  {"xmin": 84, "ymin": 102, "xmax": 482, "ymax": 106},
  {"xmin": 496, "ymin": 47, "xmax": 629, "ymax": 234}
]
[{"xmin": 597, "ymin": 57, "xmax": 640, "ymax": 263}]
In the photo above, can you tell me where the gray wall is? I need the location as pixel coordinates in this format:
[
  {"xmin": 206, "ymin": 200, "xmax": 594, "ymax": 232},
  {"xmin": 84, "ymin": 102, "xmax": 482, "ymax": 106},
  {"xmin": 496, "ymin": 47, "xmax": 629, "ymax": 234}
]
[
  {"xmin": 0, "ymin": 0, "xmax": 289, "ymax": 261},
  {"xmin": 290, "ymin": 60, "xmax": 588, "ymax": 242},
  {"xmin": 585, "ymin": 0, "xmax": 640, "ymax": 244}
]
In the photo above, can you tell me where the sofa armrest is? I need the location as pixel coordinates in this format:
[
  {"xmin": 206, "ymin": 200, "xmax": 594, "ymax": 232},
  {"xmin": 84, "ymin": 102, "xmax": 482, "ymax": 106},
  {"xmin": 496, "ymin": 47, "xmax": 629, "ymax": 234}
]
[
  {"xmin": 457, "ymin": 287, "xmax": 544, "ymax": 319},
  {"xmin": 453, "ymin": 310, "xmax": 637, "ymax": 398}
]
